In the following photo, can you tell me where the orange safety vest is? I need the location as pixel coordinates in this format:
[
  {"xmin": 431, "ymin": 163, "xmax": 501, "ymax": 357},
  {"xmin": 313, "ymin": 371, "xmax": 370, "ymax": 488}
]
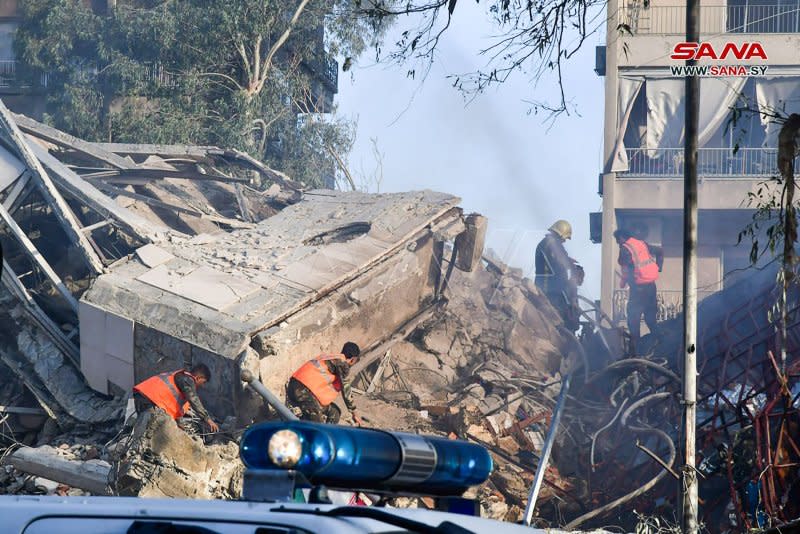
[
  {"xmin": 292, "ymin": 354, "xmax": 346, "ymax": 406},
  {"xmin": 622, "ymin": 237, "xmax": 659, "ymax": 285},
  {"xmin": 133, "ymin": 370, "xmax": 192, "ymax": 419}
]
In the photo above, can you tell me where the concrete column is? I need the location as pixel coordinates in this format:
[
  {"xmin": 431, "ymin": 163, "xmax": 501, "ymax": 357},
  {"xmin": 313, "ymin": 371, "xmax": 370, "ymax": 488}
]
[{"xmin": 600, "ymin": 174, "xmax": 618, "ymax": 319}]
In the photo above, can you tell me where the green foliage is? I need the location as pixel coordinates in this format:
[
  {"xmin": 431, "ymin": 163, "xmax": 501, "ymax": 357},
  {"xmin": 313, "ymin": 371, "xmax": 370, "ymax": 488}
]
[
  {"xmin": 14, "ymin": 0, "xmax": 381, "ymax": 187},
  {"xmin": 737, "ymin": 178, "xmax": 784, "ymax": 266}
]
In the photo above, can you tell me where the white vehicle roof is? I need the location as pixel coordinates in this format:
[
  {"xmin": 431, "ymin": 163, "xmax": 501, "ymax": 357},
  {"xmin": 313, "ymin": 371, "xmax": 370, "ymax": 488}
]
[{"xmin": 0, "ymin": 496, "xmax": 541, "ymax": 534}]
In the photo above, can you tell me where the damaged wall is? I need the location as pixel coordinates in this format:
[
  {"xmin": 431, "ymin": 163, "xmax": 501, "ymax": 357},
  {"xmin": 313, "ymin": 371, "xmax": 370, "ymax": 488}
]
[
  {"xmin": 336, "ymin": 256, "xmax": 576, "ymax": 522},
  {"xmin": 132, "ymin": 324, "xmax": 244, "ymax": 419},
  {"xmin": 253, "ymin": 233, "xmax": 440, "ymax": 396},
  {"xmin": 81, "ymin": 190, "xmax": 464, "ymax": 421}
]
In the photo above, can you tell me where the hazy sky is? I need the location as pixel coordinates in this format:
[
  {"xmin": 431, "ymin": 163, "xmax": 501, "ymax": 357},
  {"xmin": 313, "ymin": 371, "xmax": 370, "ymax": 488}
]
[{"xmin": 337, "ymin": 3, "xmax": 606, "ymax": 300}]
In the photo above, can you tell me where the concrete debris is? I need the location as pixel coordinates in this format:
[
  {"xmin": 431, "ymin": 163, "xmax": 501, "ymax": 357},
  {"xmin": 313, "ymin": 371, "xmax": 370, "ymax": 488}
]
[
  {"xmin": 5, "ymin": 445, "xmax": 110, "ymax": 495},
  {"xmin": 344, "ymin": 255, "xmax": 576, "ymax": 523},
  {"xmin": 0, "ymin": 283, "xmax": 124, "ymax": 425},
  {"xmin": 3, "ymin": 104, "xmax": 797, "ymax": 532},
  {"xmin": 109, "ymin": 409, "xmax": 243, "ymax": 499}
]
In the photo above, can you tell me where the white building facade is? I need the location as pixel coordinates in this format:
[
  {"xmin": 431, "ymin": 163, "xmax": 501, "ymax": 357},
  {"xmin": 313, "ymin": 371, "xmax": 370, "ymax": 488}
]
[{"xmin": 595, "ymin": 0, "xmax": 800, "ymax": 325}]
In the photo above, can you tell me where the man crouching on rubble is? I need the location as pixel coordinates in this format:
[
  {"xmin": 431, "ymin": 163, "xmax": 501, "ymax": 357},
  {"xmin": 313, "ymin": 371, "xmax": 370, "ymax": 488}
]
[
  {"xmin": 287, "ymin": 342, "xmax": 363, "ymax": 425},
  {"xmin": 133, "ymin": 364, "xmax": 219, "ymax": 434}
]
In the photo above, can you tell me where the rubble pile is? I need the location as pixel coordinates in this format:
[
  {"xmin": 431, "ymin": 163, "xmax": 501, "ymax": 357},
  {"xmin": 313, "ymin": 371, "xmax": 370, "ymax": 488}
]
[
  {"xmin": 0, "ymin": 465, "xmax": 89, "ymax": 497},
  {"xmin": 1, "ymin": 103, "xmax": 797, "ymax": 531},
  {"xmin": 0, "ymin": 442, "xmax": 108, "ymax": 496},
  {"xmin": 351, "ymin": 255, "xmax": 578, "ymax": 522},
  {"xmin": 110, "ymin": 409, "xmax": 243, "ymax": 499}
]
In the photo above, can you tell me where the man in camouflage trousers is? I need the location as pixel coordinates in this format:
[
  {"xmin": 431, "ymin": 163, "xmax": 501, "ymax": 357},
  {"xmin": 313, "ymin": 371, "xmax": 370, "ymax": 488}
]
[{"xmin": 286, "ymin": 342, "xmax": 362, "ymax": 425}]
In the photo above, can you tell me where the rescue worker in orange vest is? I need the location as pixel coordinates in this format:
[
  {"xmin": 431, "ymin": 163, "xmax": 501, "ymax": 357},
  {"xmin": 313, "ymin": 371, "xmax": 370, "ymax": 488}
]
[
  {"xmin": 133, "ymin": 364, "xmax": 219, "ymax": 433},
  {"xmin": 614, "ymin": 228, "xmax": 663, "ymax": 354},
  {"xmin": 287, "ymin": 342, "xmax": 362, "ymax": 425}
]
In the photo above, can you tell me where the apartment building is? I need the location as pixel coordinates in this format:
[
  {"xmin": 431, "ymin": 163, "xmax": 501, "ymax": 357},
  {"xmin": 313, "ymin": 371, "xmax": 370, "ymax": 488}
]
[{"xmin": 593, "ymin": 0, "xmax": 800, "ymax": 326}]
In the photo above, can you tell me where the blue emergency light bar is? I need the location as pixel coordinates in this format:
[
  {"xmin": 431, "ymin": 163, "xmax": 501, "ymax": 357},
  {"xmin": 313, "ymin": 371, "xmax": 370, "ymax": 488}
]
[{"xmin": 240, "ymin": 421, "xmax": 492, "ymax": 495}]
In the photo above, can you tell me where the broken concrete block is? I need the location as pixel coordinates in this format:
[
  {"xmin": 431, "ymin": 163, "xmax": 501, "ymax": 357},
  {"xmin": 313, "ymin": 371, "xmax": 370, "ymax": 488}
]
[
  {"xmin": 422, "ymin": 328, "xmax": 452, "ymax": 356},
  {"xmin": 484, "ymin": 413, "xmax": 515, "ymax": 436},
  {"xmin": 33, "ymin": 477, "xmax": 60, "ymax": 494},
  {"xmin": 505, "ymin": 322, "xmax": 561, "ymax": 376},
  {"xmin": 504, "ymin": 505, "xmax": 523, "ymax": 523},
  {"xmin": 466, "ymin": 424, "xmax": 494, "ymax": 444},
  {"xmin": 446, "ymin": 405, "xmax": 482, "ymax": 436},
  {"xmin": 484, "ymin": 415, "xmax": 501, "ymax": 436},
  {"xmin": 454, "ymin": 214, "xmax": 488, "ymax": 272},
  {"xmin": 490, "ymin": 468, "xmax": 528, "ymax": 507},
  {"xmin": 482, "ymin": 498, "xmax": 510, "ymax": 521},
  {"xmin": 525, "ymin": 430, "xmax": 545, "ymax": 451},
  {"xmin": 496, "ymin": 436, "xmax": 521, "ymax": 456},
  {"xmin": 419, "ymin": 404, "xmax": 449, "ymax": 417},
  {"xmin": 110, "ymin": 409, "xmax": 243, "ymax": 499}
]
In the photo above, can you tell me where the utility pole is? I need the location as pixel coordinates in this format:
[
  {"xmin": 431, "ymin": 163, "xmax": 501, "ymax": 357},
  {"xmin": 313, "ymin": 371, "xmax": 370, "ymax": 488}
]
[{"xmin": 681, "ymin": 0, "xmax": 700, "ymax": 529}]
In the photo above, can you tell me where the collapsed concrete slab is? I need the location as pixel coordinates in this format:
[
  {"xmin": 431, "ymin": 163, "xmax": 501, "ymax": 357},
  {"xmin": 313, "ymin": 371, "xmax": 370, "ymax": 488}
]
[
  {"xmin": 81, "ymin": 190, "xmax": 469, "ymax": 421},
  {"xmin": 0, "ymin": 104, "xmax": 584, "ymax": 521}
]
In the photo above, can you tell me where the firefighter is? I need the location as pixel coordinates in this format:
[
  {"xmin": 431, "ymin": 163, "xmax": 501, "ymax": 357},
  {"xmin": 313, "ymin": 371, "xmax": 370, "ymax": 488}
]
[
  {"xmin": 614, "ymin": 228, "xmax": 662, "ymax": 353},
  {"xmin": 535, "ymin": 220, "xmax": 581, "ymax": 332},
  {"xmin": 133, "ymin": 364, "xmax": 219, "ymax": 434},
  {"xmin": 287, "ymin": 342, "xmax": 362, "ymax": 425}
]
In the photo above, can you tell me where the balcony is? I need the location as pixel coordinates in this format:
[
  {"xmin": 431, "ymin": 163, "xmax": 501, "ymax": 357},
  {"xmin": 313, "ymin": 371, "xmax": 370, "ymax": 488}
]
[
  {"xmin": 301, "ymin": 54, "xmax": 338, "ymax": 95},
  {"xmin": 613, "ymin": 289, "xmax": 715, "ymax": 323},
  {"xmin": 0, "ymin": 59, "xmax": 48, "ymax": 90},
  {"xmin": 618, "ymin": 147, "xmax": 800, "ymax": 177},
  {"xmin": 624, "ymin": 4, "xmax": 800, "ymax": 35}
]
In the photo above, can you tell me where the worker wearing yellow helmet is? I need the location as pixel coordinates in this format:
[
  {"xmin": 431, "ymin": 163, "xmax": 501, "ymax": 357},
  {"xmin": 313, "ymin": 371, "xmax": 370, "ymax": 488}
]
[{"xmin": 535, "ymin": 220, "xmax": 581, "ymax": 332}]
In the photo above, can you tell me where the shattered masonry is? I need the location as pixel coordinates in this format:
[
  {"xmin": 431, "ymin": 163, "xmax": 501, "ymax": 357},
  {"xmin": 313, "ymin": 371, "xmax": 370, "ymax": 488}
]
[{"xmin": 0, "ymin": 96, "xmax": 799, "ymax": 532}]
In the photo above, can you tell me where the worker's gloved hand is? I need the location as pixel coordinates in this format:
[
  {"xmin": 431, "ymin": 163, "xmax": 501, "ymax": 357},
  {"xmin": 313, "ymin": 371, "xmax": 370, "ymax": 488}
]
[
  {"xmin": 206, "ymin": 418, "xmax": 219, "ymax": 433},
  {"xmin": 351, "ymin": 411, "xmax": 364, "ymax": 427}
]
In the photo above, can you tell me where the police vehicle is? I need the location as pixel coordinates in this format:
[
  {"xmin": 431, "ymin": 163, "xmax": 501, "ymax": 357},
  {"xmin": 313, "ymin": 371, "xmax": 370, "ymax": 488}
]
[{"xmin": 0, "ymin": 421, "xmax": 540, "ymax": 533}]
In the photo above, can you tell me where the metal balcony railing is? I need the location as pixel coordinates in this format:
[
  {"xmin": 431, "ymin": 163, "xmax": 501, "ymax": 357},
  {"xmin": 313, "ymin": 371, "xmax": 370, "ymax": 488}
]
[
  {"xmin": 624, "ymin": 4, "xmax": 800, "ymax": 34},
  {"xmin": 619, "ymin": 148, "xmax": 800, "ymax": 178},
  {"xmin": 73, "ymin": 62, "xmax": 178, "ymax": 88},
  {"xmin": 302, "ymin": 54, "xmax": 338, "ymax": 94},
  {"xmin": 613, "ymin": 289, "xmax": 715, "ymax": 323},
  {"xmin": 0, "ymin": 59, "xmax": 178, "ymax": 90},
  {"xmin": 133, "ymin": 63, "xmax": 178, "ymax": 88},
  {"xmin": 0, "ymin": 59, "xmax": 49, "ymax": 89}
]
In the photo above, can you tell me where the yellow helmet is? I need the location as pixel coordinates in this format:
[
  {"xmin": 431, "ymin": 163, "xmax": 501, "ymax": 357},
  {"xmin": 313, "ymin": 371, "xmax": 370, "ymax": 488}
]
[{"xmin": 549, "ymin": 220, "xmax": 572, "ymax": 240}]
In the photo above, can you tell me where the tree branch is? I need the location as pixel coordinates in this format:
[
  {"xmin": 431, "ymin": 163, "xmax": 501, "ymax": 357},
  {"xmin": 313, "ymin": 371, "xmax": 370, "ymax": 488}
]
[
  {"xmin": 238, "ymin": 41, "xmax": 252, "ymax": 86},
  {"xmin": 256, "ymin": 0, "xmax": 311, "ymax": 92},
  {"xmin": 362, "ymin": 0, "xmax": 605, "ymax": 116},
  {"xmin": 195, "ymin": 71, "xmax": 244, "ymax": 92},
  {"xmin": 326, "ymin": 143, "xmax": 357, "ymax": 191}
]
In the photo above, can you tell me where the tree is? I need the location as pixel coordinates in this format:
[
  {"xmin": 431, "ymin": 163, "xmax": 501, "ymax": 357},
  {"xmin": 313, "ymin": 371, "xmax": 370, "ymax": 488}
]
[
  {"xmin": 354, "ymin": 0, "xmax": 605, "ymax": 114},
  {"xmin": 14, "ymin": 0, "xmax": 383, "ymax": 187},
  {"xmin": 734, "ymin": 100, "xmax": 800, "ymax": 379}
]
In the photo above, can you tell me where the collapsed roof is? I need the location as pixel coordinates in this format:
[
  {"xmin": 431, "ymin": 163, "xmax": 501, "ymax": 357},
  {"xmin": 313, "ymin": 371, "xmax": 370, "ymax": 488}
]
[
  {"xmin": 83, "ymin": 190, "xmax": 461, "ymax": 360},
  {"xmin": 0, "ymin": 97, "xmax": 475, "ymax": 425}
]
